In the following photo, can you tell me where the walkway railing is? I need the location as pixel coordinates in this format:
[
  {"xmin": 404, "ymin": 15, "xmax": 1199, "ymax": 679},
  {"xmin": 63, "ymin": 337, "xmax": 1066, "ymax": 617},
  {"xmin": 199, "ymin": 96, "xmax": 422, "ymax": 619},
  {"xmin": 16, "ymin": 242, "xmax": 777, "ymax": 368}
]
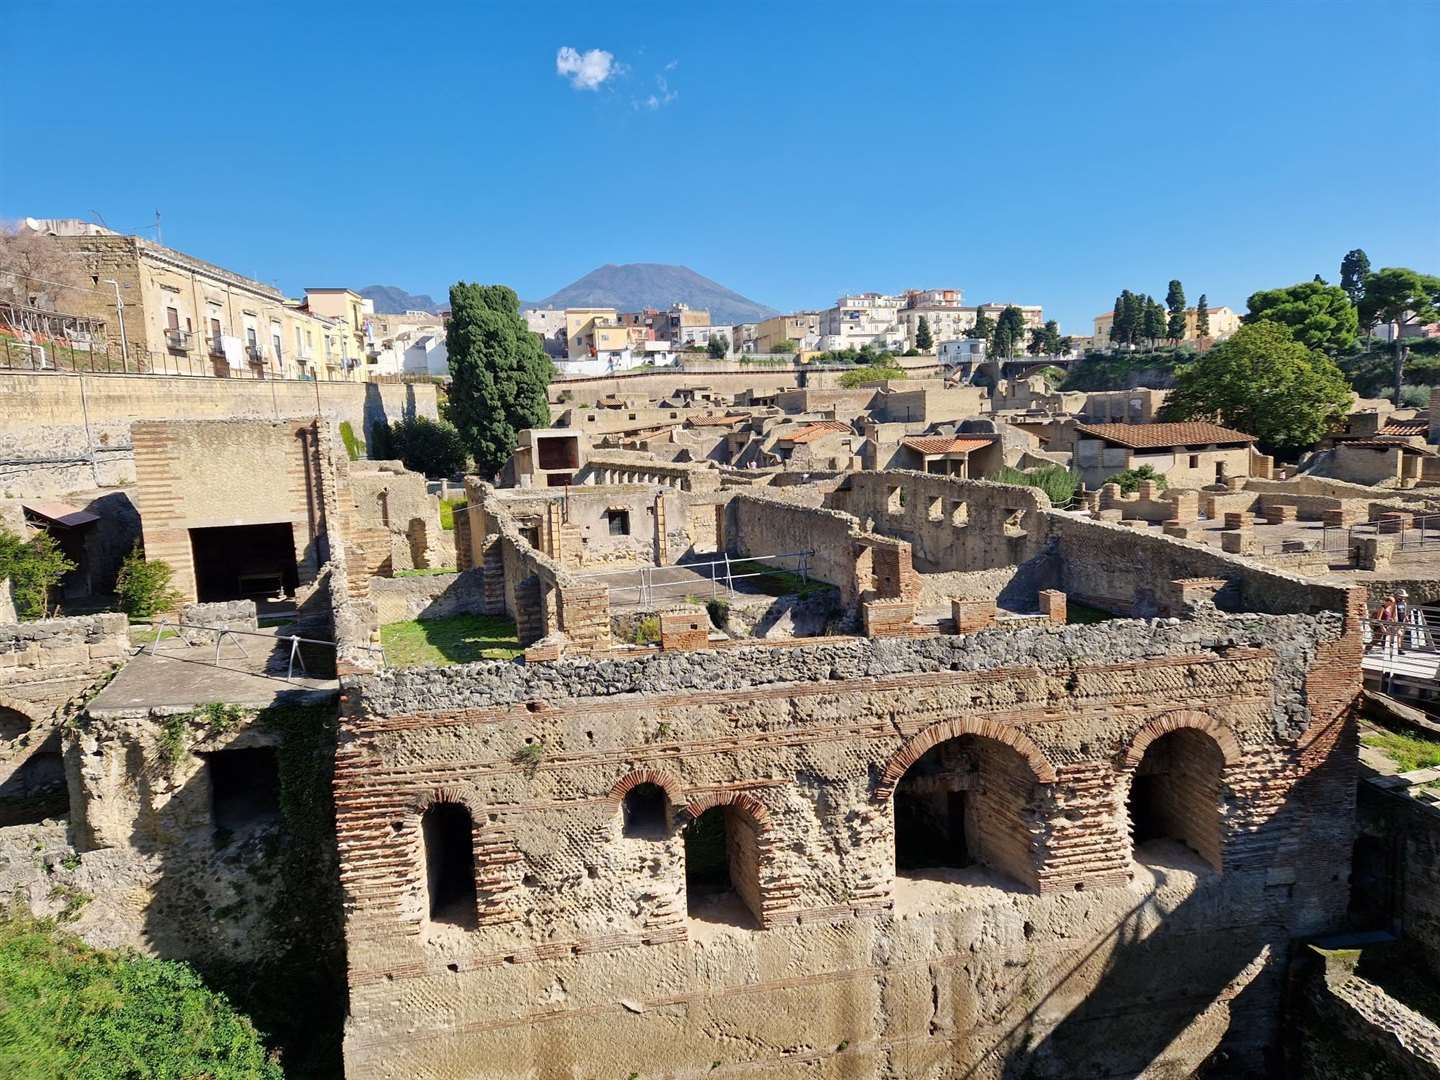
[
  {"xmin": 571, "ymin": 550, "xmax": 814, "ymax": 607},
  {"xmin": 143, "ymin": 618, "xmax": 384, "ymax": 681}
]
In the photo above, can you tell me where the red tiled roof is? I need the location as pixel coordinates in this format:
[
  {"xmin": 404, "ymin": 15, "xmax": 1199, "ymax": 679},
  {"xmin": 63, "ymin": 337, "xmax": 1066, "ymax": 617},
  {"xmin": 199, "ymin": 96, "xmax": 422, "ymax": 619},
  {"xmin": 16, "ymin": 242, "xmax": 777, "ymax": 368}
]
[
  {"xmin": 1379, "ymin": 419, "xmax": 1429, "ymax": 437},
  {"xmin": 777, "ymin": 421, "xmax": 851, "ymax": 444},
  {"xmin": 1348, "ymin": 438, "xmax": 1434, "ymax": 455},
  {"xmin": 1075, "ymin": 422, "xmax": 1254, "ymax": 449},
  {"xmin": 900, "ymin": 436, "xmax": 995, "ymax": 455}
]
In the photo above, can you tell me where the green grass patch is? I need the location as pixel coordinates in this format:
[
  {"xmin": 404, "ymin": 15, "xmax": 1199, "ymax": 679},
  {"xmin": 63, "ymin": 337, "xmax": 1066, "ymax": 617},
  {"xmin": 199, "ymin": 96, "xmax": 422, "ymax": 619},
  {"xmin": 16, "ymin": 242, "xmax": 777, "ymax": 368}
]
[
  {"xmin": 128, "ymin": 626, "xmax": 178, "ymax": 644},
  {"xmin": 394, "ymin": 567, "xmax": 456, "ymax": 578},
  {"xmin": 1362, "ymin": 728, "xmax": 1440, "ymax": 773},
  {"xmin": 0, "ymin": 908, "xmax": 282, "ymax": 1078},
  {"xmin": 380, "ymin": 614, "xmax": 521, "ymax": 667},
  {"xmin": 439, "ymin": 497, "xmax": 467, "ymax": 531},
  {"xmin": 727, "ymin": 560, "xmax": 831, "ymax": 598}
]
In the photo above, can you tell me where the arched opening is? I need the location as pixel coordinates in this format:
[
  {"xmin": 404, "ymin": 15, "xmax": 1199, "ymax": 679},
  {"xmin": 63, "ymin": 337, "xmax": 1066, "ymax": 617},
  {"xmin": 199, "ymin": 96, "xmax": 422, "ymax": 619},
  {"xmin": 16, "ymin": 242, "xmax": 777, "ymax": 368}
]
[
  {"xmin": 684, "ymin": 805, "xmax": 761, "ymax": 927},
  {"xmin": 422, "ymin": 802, "xmax": 477, "ymax": 926},
  {"xmin": 0, "ymin": 707, "xmax": 31, "ymax": 742},
  {"xmin": 892, "ymin": 734, "xmax": 1040, "ymax": 890},
  {"xmin": 0, "ymin": 749, "xmax": 68, "ymax": 826},
  {"xmin": 1127, "ymin": 728, "xmax": 1225, "ymax": 871},
  {"xmin": 622, "ymin": 782, "xmax": 669, "ymax": 839}
]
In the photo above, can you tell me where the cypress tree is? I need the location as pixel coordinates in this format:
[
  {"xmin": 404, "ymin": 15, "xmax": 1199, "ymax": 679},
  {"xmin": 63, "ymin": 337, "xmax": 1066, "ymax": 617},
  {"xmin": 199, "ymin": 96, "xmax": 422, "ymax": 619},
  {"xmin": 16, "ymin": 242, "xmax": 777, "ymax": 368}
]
[
  {"xmin": 1165, "ymin": 279, "xmax": 1186, "ymax": 343},
  {"xmin": 1195, "ymin": 294, "xmax": 1210, "ymax": 339},
  {"xmin": 915, "ymin": 315, "xmax": 933, "ymax": 350},
  {"xmin": 445, "ymin": 282, "xmax": 554, "ymax": 477},
  {"xmin": 1340, "ymin": 249, "xmax": 1370, "ymax": 307}
]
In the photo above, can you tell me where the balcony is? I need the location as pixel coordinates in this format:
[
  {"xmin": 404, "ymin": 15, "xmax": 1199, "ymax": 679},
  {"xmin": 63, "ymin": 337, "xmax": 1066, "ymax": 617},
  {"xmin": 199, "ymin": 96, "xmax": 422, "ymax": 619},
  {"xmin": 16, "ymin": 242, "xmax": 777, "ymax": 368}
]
[
  {"xmin": 164, "ymin": 328, "xmax": 192, "ymax": 352},
  {"xmin": 245, "ymin": 344, "xmax": 265, "ymax": 363},
  {"xmin": 209, "ymin": 337, "xmax": 226, "ymax": 358}
]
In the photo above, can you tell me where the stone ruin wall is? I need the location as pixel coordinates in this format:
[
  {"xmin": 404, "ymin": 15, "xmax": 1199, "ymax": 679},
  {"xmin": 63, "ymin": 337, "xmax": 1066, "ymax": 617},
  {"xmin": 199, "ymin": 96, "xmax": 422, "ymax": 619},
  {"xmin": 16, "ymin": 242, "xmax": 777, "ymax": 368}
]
[{"xmin": 336, "ymin": 598, "xmax": 1362, "ymax": 1079}]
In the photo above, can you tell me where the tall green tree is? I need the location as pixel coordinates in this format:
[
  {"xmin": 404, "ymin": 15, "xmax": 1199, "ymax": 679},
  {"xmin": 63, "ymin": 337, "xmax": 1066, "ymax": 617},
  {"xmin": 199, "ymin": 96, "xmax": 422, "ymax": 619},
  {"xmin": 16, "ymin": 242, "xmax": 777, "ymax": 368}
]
[
  {"xmin": 1165, "ymin": 280, "xmax": 1186, "ymax": 343},
  {"xmin": 1142, "ymin": 297, "xmax": 1166, "ymax": 346},
  {"xmin": 1027, "ymin": 326, "xmax": 1046, "ymax": 356},
  {"xmin": 1358, "ymin": 267, "xmax": 1440, "ymax": 404},
  {"xmin": 970, "ymin": 308, "xmax": 995, "ymax": 350},
  {"xmin": 1041, "ymin": 319, "xmax": 1062, "ymax": 355},
  {"xmin": 1340, "ymin": 248, "xmax": 1371, "ymax": 306},
  {"xmin": 1244, "ymin": 280, "xmax": 1358, "ymax": 353},
  {"xmin": 993, "ymin": 306, "xmax": 1026, "ymax": 358},
  {"xmin": 915, "ymin": 315, "xmax": 933, "ymax": 351},
  {"xmin": 706, "ymin": 333, "xmax": 730, "ymax": 358},
  {"xmin": 445, "ymin": 283, "xmax": 554, "ymax": 477},
  {"xmin": 1158, "ymin": 321, "xmax": 1352, "ymax": 458},
  {"xmin": 1195, "ymin": 294, "xmax": 1210, "ymax": 339}
]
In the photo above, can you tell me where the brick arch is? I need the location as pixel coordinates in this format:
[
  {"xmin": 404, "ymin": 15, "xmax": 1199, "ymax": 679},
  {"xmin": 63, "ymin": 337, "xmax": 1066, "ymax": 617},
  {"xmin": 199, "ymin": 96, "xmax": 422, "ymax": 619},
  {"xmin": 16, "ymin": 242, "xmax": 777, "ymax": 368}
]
[
  {"xmin": 411, "ymin": 784, "xmax": 484, "ymax": 816},
  {"xmin": 1120, "ymin": 710, "xmax": 1242, "ymax": 771},
  {"xmin": 677, "ymin": 789, "xmax": 770, "ymax": 826},
  {"xmin": 874, "ymin": 718, "xmax": 1057, "ymax": 802},
  {"xmin": 607, "ymin": 768, "xmax": 686, "ymax": 809},
  {"xmin": 0, "ymin": 695, "xmax": 40, "ymax": 743}
]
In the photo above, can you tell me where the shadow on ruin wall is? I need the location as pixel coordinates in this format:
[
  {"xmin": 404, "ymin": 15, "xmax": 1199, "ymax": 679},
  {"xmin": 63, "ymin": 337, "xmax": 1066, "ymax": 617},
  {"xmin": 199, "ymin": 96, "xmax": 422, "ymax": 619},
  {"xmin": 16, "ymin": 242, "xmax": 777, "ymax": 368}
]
[
  {"xmin": 131, "ymin": 700, "xmax": 347, "ymax": 1079},
  {"xmin": 964, "ymin": 707, "xmax": 1357, "ymax": 1080}
]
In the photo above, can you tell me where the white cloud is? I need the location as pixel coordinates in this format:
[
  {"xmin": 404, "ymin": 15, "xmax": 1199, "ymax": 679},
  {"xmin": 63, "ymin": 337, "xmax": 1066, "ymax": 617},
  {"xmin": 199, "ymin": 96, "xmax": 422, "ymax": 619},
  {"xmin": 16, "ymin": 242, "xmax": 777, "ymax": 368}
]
[
  {"xmin": 635, "ymin": 73, "xmax": 678, "ymax": 111},
  {"xmin": 664, "ymin": 58, "xmax": 678, "ymax": 71},
  {"xmin": 555, "ymin": 46, "xmax": 621, "ymax": 91}
]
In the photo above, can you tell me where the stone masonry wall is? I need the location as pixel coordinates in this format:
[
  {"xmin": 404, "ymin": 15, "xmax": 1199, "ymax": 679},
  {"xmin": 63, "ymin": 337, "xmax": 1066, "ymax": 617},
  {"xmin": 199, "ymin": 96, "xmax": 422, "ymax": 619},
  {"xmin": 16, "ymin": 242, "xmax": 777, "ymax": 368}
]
[{"xmin": 336, "ymin": 602, "xmax": 1361, "ymax": 1079}]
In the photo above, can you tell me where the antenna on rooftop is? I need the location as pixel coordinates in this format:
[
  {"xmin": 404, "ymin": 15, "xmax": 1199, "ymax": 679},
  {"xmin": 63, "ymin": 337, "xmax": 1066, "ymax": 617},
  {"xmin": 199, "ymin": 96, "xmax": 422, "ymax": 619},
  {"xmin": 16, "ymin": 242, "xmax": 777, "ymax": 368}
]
[{"xmin": 154, "ymin": 209, "xmax": 162, "ymax": 246}]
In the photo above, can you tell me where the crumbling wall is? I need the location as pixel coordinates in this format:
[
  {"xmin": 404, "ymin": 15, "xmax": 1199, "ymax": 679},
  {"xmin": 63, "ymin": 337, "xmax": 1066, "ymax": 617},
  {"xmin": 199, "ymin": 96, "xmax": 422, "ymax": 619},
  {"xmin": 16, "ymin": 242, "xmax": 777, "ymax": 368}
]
[
  {"xmin": 336, "ymin": 605, "xmax": 1360, "ymax": 1079},
  {"xmin": 370, "ymin": 570, "xmax": 487, "ymax": 625},
  {"xmin": 828, "ymin": 470, "xmax": 1049, "ymax": 572}
]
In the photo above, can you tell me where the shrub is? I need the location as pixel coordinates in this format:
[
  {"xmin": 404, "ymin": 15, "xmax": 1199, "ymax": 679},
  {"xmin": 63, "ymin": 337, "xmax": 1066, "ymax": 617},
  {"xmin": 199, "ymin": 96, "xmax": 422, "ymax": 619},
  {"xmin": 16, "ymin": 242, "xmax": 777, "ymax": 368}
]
[
  {"xmin": 388, "ymin": 416, "xmax": 469, "ymax": 478},
  {"xmin": 705, "ymin": 598, "xmax": 729, "ymax": 629},
  {"xmin": 994, "ymin": 464, "xmax": 1081, "ymax": 507},
  {"xmin": 115, "ymin": 546, "xmax": 181, "ymax": 618},
  {"xmin": 0, "ymin": 527, "xmax": 74, "ymax": 619},
  {"xmin": 0, "ymin": 908, "xmax": 282, "ymax": 1078},
  {"xmin": 837, "ymin": 364, "xmax": 905, "ymax": 388},
  {"xmin": 1399, "ymin": 384, "xmax": 1432, "ymax": 408},
  {"xmin": 631, "ymin": 616, "xmax": 661, "ymax": 645},
  {"xmin": 1104, "ymin": 464, "xmax": 1169, "ymax": 494},
  {"xmin": 338, "ymin": 420, "xmax": 365, "ymax": 461}
]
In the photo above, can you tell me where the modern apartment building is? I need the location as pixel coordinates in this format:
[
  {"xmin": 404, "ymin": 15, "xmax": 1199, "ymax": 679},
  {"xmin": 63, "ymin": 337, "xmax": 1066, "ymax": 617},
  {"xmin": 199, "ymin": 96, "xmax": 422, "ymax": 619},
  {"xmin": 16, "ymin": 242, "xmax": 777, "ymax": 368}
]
[
  {"xmin": 18, "ymin": 220, "xmax": 357, "ymax": 379},
  {"xmin": 818, "ymin": 293, "xmax": 905, "ymax": 351},
  {"xmin": 754, "ymin": 312, "xmax": 821, "ymax": 353}
]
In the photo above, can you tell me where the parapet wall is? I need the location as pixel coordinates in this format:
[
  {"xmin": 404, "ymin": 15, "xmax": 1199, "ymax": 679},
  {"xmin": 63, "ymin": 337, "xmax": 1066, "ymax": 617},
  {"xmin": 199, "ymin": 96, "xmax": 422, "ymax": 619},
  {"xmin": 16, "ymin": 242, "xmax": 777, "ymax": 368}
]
[
  {"xmin": 0, "ymin": 371, "xmax": 436, "ymax": 496},
  {"xmin": 337, "ymin": 602, "xmax": 1361, "ymax": 1078}
]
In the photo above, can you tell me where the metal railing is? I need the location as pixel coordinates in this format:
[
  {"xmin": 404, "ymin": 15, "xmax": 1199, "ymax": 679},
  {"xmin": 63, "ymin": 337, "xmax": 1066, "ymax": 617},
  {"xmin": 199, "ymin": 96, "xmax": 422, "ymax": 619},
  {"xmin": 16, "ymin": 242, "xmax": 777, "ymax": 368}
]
[
  {"xmin": 142, "ymin": 617, "xmax": 384, "ymax": 681},
  {"xmin": 571, "ymin": 550, "xmax": 815, "ymax": 607},
  {"xmin": 0, "ymin": 334, "xmax": 366, "ymax": 381}
]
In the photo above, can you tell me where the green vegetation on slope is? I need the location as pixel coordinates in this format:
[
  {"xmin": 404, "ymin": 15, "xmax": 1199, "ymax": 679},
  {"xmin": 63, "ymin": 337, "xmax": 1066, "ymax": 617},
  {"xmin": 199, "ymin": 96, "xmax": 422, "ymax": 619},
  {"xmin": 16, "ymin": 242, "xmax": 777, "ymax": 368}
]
[
  {"xmin": 0, "ymin": 908, "xmax": 282, "ymax": 1079},
  {"xmin": 381, "ymin": 614, "xmax": 522, "ymax": 667},
  {"xmin": 1362, "ymin": 728, "xmax": 1440, "ymax": 773}
]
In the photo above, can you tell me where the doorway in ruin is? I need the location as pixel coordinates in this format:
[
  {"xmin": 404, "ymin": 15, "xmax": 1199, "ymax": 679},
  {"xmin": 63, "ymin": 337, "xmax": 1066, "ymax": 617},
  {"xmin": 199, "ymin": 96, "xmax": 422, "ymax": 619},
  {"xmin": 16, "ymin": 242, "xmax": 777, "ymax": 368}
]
[
  {"xmin": 422, "ymin": 802, "xmax": 477, "ymax": 927},
  {"xmin": 189, "ymin": 522, "xmax": 299, "ymax": 603},
  {"xmin": 206, "ymin": 747, "xmax": 281, "ymax": 842},
  {"xmin": 892, "ymin": 734, "xmax": 1040, "ymax": 889},
  {"xmin": 0, "ymin": 746, "xmax": 69, "ymax": 826},
  {"xmin": 622, "ymin": 782, "xmax": 670, "ymax": 839},
  {"xmin": 683, "ymin": 805, "xmax": 761, "ymax": 927},
  {"xmin": 1127, "ymin": 728, "xmax": 1225, "ymax": 871}
]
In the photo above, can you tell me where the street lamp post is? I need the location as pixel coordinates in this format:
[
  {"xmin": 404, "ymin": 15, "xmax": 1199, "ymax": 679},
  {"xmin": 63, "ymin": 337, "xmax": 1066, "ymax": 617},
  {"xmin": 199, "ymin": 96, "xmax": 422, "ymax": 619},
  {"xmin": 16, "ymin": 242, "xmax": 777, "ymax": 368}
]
[{"xmin": 101, "ymin": 278, "xmax": 129, "ymax": 369}]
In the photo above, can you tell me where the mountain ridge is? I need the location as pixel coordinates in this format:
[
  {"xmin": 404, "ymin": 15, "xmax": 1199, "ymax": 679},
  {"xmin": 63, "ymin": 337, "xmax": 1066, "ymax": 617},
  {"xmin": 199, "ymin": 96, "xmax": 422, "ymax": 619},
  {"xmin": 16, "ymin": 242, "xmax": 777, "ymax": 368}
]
[
  {"xmin": 357, "ymin": 285, "xmax": 444, "ymax": 314},
  {"xmin": 524, "ymin": 263, "xmax": 777, "ymax": 325}
]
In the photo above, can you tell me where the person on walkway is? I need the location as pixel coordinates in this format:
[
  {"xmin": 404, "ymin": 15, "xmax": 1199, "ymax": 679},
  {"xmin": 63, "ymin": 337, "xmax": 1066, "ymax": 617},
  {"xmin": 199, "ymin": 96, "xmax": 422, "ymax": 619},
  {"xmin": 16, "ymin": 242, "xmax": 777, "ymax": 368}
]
[{"xmin": 1373, "ymin": 594, "xmax": 1400, "ymax": 654}]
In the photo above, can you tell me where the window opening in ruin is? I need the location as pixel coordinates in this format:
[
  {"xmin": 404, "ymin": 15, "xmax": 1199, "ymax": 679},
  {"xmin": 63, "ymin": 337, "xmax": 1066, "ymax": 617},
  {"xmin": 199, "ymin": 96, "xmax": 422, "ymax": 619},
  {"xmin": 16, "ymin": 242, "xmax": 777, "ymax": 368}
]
[
  {"xmin": 606, "ymin": 509, "xmax": 631, "ymax": 536},
  {"xmin": 0, "ymin": 707, "xmax": 31, "ymax": 741},
  {"xmin": 927, "ymin": 497, "xmax": 944, "ymax": 522},
  {"xmin": 536, "ymin": 436, "xmax": 579, "ymax": 472},
  {"xmin": 189, "ymin": 522, "xmax": 299, "ymax": 604},
  {"xmin": 0, "ymin": 748, "xmax": 68, "ymax": 826},
  {"xmin": 887, "ymin": 487, "xmax": 904, "ymax": 514},
  {"xmin": 892, "ymin": 735, "xmax": 1039, "ymax": 890},
  {"xmin": 206, "ymin": 747, "xmax": 281, "ymax": 841},
  {"xmin": 1188, "ymin": 454, "xmax": 1200, "ymax": 469},
  {"xmin": 1127, "ymin": 729, "xmax": 1225, "ymax": 872},
  {"xmin": 622, "ymin": 783, "xmax": 669, "ymax": 839},
  {"xmin": 684, "ymin": 806, "xmax": 760, "ymax": 927},
  {"xmin": 422, "ymin": 802, "xmax": 478, "ymax": 926},
  {"xmin": 951, "ymin": 501, "xmax": 969, "ymax": 527}
]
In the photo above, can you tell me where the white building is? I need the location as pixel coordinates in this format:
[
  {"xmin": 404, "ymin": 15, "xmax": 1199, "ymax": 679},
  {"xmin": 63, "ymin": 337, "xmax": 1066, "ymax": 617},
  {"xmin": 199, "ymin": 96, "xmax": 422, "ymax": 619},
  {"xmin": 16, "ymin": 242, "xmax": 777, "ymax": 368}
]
[
  {"xmin": 818, "ymin": 293, "xmax": 905, "ymax": 351},
  {"xmin": 402, "ymin": 333, "xmax": 448, "ymax": 378}
]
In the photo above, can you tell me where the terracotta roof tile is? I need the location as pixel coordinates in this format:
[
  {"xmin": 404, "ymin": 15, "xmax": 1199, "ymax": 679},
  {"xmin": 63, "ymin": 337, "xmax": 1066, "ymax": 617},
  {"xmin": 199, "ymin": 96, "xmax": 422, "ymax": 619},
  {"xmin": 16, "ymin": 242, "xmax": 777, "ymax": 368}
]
[
  {"xmin": 777, "ymin": 421, "xmax": 851, "ymax": 444},
  {"xmin": 1379, "ymin": 419, "xmax": 1429, "ymax": 437},
  {"xmin": 900, "ymin": 436, "xmax": 995, "ymax": 455},
  {"xmin": 1074, "ymin": 422, "xmax": 1254, "ymax": 449}
]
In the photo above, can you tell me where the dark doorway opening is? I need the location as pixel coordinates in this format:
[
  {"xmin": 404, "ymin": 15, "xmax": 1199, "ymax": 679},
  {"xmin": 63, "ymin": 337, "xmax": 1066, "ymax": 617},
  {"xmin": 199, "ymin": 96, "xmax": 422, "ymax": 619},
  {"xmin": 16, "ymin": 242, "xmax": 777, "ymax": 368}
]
[
  {"xmin": 1127, "ymin": 729, "xmax": 1225, "ymax": 870},
  {"xmin": 683, "ymin": 805, "xmax": 763, "ymax": 927},
  {"xmin": 0, "ymin": 749, "xmax": 68, "ymax": 826},
  {"xmin": 207, "ymin": 747, "xmax": 281, "ymax": 841},
  {"xmin": 622, "ymin": 783, "xmax": 669, "ymax": 839},
  {"xmin": 536, "ymin": 436, "xmax": 579, "ymax": 472},
  {"xmin": 423, "ymin": 802, "xmax": 477, "ymax": 926},
  {"xmin": 0, "ymin": 707, "xmax": 31, "ymax": 741},
  {"xmin": 190, "ymin": 522, "xmax": 299, "ymax": 602}
]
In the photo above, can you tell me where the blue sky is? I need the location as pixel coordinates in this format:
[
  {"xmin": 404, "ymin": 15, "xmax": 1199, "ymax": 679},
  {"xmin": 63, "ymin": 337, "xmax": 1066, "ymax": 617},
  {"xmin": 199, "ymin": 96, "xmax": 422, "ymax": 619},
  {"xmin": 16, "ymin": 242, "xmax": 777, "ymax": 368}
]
[{"xmin": 3, "ymin": 0, "xmax": 1437, "ymax": 334}]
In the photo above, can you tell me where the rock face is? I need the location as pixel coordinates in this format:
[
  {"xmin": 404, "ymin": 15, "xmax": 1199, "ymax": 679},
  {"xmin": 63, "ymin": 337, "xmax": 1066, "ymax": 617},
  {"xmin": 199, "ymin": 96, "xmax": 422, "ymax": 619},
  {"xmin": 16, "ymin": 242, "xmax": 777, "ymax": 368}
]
[{"xmin": 335, "ymin": 605, "xmax": 1361, "ymax": 1079}]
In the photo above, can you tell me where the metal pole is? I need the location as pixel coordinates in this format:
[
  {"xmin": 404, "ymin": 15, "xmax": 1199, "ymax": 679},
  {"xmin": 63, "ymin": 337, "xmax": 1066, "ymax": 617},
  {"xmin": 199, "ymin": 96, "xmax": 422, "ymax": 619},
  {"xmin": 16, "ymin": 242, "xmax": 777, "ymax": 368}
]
[{"xmin": 102, "ymin": 279, "xmax": 129, "ymax": 367}]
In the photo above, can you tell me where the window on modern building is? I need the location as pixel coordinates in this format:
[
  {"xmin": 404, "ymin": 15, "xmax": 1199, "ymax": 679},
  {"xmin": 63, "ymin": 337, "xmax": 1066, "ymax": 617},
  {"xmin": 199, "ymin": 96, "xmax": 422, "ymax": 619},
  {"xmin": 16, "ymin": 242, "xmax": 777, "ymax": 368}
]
[
  {"xmin": 606, "ymin": 509, "xmax": 630, "ymax": 536},
  {"xmin": 684, "ymin": 805, "xmax": 761, "ymax": 926},
  {"xmin": 422, "ymin": 802, "xmax": 478, "ymax": 926},
  {"xmin": 1127, "ymin": 728, "xmax": 1225, "ymax": 871},
  {"xmin": 622, "ymin": 783, "xmax": 669, "ymax": 839},
  {"xmin": 892, "ymin": 734, "xmax": 1041, "ymax": 890}
]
